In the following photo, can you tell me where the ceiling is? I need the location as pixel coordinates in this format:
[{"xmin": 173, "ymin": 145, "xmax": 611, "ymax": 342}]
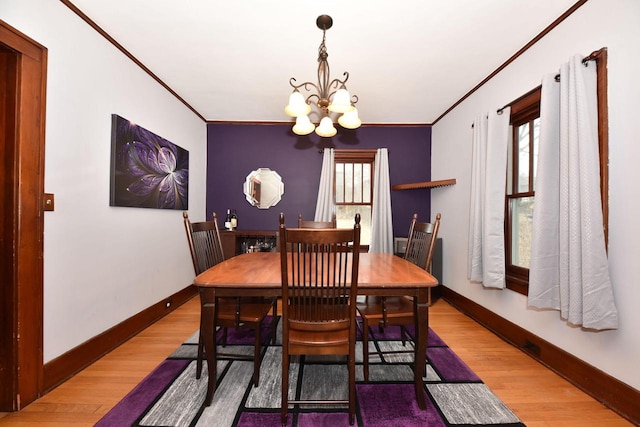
[{"xmin": 66, "ymin": 0, "xmax": 580, "ymax": 124}]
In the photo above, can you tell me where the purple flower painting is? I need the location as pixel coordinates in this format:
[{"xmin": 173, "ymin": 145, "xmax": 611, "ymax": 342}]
[{"xmin": 110, "ymin": 114, "xmax": 189, "ymax": 209}]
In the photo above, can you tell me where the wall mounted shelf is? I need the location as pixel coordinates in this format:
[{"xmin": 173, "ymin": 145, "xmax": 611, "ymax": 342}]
[{"xmin": 391, "ymin": 178, "xmax": 456, "ymax": 191}]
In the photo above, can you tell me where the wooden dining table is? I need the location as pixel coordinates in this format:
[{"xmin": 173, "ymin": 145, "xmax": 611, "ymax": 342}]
[{"xmin": 193, "ymin": 251, "xmax": 438, "ymax": 409}]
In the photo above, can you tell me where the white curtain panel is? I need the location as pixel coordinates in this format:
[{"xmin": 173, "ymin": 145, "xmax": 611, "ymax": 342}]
[
  {"xmin": 314, "ymin": 148, "xmax": 335, "ymax": 222},
  {"xmin": 369, "ymin": 148, "xmax": 394, "ymax": 253},
  {"xmin": 468, "ymin": 115, "xmax": 487, "ymax": 282},
  {"xmin": 529, "ymin": 55, "xmax": 618, "ymax": 330},
  {"xmin": 529, "ymin": 74, "xmax": 561, "ymax": 309},
  {"xmin": 467, "ymin": 108, "xmax": 511, "ymax": 289}
]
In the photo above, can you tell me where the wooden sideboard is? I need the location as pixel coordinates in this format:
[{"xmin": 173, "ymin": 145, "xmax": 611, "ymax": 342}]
[{"xmin": 220, "ymin": 229, "xmax": 278, "ymax": 260}]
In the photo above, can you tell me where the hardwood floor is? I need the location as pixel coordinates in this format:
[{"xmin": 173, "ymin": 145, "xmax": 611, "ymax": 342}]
[
  {"xmin": 0, "ymin": 296, "xmax": 632, "ymax": 426},
  {"xmin": 429, "ymin": 301, "xmax": 632, "ymax": 427}
]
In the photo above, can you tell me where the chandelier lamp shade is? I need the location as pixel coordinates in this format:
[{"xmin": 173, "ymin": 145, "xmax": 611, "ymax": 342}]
[{"xmin": 285, "ymin": 15, "xmax": 362, "ymax": 137}]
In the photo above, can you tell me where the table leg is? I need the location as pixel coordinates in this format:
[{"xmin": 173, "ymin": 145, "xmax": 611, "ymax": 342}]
[
  {"xmin": 199, "ymin": 288, "xmax": 217, "ymax": 406},
  {"xmin": 414, "ymin": 288, "xmax": 429, "ymax": 410}
]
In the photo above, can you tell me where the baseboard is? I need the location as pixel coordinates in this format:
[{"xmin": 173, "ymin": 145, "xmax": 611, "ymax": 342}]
[
  {"xmin": 442, "ymin": 287, "xmax": 639, "ymax": 426},
  {"xmin": 42, "ymin": 285, "xmax": 198, "ymax": 393}
]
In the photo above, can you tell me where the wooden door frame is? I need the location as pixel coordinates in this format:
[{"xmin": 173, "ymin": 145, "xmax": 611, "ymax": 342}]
[{"xmin": 0, "ymin": 20, "xmax": 47, "ymax": 411}]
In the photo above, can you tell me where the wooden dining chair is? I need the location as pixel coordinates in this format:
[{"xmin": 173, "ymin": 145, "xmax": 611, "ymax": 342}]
[
  {"xmin": 356, "ymin": 212, "xmax": 441, "ymax": 382},
  {"xmin": 297, "ymin": 213, "xmax": 336, "ymax": 228},
  {"xmin": 183, "ymin": 212, "xmax": 276, "ymax": 386},
  {"xmin": 279, "ymin": 213, "xmax": 361, "ymax": 426}
]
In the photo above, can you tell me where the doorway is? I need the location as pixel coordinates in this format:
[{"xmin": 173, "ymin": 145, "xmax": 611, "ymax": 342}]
[{"xmin": 0, "ymin": 21, "xmax": 47, "ymax": 411}]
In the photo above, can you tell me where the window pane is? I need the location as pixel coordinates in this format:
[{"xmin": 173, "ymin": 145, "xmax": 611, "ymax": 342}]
[
  {"xmin": 335, "ymin": 163, "xmax": 344, "ymax": 203},
  {"xmin": 344, "ymin": 163, "xmax": 353, "ymax": 202},
  {"xmin": 510, "ymin": 196, "xmax": 534, "ymax": 268},
  {"xmin": 336, "ymin": 205, "xmax": 371, "ymax": 245},
  {"xmin": 354, "ymin": 163, "xmax": 363, "ymax": 203},
  {"xmin": 517, "ymin": 123, "xmax": 530, "ymax": 193},
  {"xmin": 363, "ymin": 164, "xmax": 371, "ymax": 203},
  {"xmin": 532, "ymin": 117, "xmax": 540, "ymax": 191},
  {"xmin": 506, "ymin": 130, "xmax": 514, "ymax": 195}
]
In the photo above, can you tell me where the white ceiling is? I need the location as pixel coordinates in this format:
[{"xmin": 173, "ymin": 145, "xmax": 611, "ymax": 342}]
[{"xmin": 67, "ymin": 0, "xmax": 579, "ymax": 124}]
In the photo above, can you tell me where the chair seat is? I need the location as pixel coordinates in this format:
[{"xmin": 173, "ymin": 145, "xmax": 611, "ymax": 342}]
[
  {"xmin": 288, "ymin": 328, "xmax": 350, "ymax": 355},
  {"xmin": 287, "ymin": 309, "xmax": 351, "ymax": 352},
  {"xmin": 216, "ymin": 297, "xmax": 275, "ymax": 323},
  {"xmin": 357, "ymin": 296, "xmax": 414, "ymax": 320}
]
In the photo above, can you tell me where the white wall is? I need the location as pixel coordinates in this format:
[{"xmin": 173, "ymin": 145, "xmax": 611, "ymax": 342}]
[
  {"xmin": 431, "ymin": 0, "xmax": 640, "ymax": 391},
  {"xmin": 2, "ymin": 0, "xmax": 207, "ymax": 362}
]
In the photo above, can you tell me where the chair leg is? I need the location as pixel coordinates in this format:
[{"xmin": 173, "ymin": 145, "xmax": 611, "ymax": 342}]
[
  {"xmin": 222, "ymin": 327, "xmax": 228, "ymax": 347},
  {"xmin": 362, "ymin": 317, "xmax": 370, "ymax": 383},
  {"xmin": 348, "ymin": 352, "xmax": 356, "ymax": 426},
  {"xmin": 281, "ymin": 354, "xmax": 289, "ymax": 426},
  {"xmin": 196, "ymin": 331, "xmax": 203, "ymax": 379},
  {"xmin": 253, "ymin": 323, "xmax": 261, "ymax": 387},
  {"xmin": 271, "ymin": 302, "xmax": 277, "ymax": 345}
]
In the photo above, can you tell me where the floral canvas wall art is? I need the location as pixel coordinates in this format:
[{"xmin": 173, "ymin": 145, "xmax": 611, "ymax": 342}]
[{"xmin": 110, "ymin": 114, "xmax": 189, "ymax": 209}]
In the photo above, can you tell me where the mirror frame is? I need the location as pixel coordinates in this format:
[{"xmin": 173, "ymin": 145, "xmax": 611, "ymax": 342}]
[{"xmin": 243, "ymin": 168, "xmax": 284, "ymax": 209}]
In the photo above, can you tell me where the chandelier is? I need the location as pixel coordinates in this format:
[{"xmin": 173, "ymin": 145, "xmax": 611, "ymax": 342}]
[{"xmin": 284, "ymin": 15, "xmax": 362, "ymax": 137}]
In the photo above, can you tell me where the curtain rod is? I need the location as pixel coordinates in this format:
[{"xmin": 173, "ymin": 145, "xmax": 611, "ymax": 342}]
[
  {"xmin": 471, "ymin": 48, "xmax": 606, "ymax": 127},
  {"xmin": 554, "ymin": 52, "xmax": 599, "ymax": 82},
  {"xmin": 471, "ymin": 47, "xmax": 607, "ymax": 128}
]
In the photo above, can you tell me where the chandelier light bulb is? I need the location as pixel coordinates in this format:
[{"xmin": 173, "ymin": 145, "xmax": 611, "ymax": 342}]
[
  {"xmin": 292, "ymin": 114, "xmax": 315, "ymax": 135},
  {"xmin": 316, "ymin": 116, "xmax": 337, "ymax": 137},
  {"xmin": 338, "ymin": 107, "xmax": 362, "ymax": 129},
  {"xmin": 285, "ymin": 91, "xmax": 311, "ymax": 117},
  {"xmin": 328, "ymin": 88, "xmax": 354, "ymax": 113}
]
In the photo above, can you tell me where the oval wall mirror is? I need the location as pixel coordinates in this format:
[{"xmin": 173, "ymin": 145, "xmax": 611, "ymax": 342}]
[{"xmin": 243, "ymin": 168, "xmax": 285, "ymax": 209}]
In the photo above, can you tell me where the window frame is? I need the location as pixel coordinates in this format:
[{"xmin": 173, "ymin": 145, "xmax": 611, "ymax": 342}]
[
  {"xmin": 505, "ymin": 87, "xmax": 540, "ymax": 294},
  {"xmin": 505, "ymin": 49, "xmax": 609, "ymax": 295},
  {"xmin": 333, "ymin": 149, "xmax": 377, "ymax": 250}
]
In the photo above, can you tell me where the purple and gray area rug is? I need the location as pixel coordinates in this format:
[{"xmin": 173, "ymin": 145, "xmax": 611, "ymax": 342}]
[{"xmin": 96, "ymin": 317, "xmax": 525, "ymax": 426}]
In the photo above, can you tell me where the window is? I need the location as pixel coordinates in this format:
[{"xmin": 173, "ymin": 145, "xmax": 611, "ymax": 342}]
[
  {"xmin": 334, "ymin": 149, "xmax": 376, "ymax": 246},
  {"xmin": 505, "ymin": 88, "xmax": 540, "ymax": 294},
  {"xmin": 505, "ymin": 49, "xmax": 609, "ymax": 295}
]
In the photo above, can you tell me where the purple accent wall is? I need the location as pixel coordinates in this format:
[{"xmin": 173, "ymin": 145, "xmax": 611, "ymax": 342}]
[{"xmin": 206, "ymin": 123, "xmax": 432, "ymax": 238}]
